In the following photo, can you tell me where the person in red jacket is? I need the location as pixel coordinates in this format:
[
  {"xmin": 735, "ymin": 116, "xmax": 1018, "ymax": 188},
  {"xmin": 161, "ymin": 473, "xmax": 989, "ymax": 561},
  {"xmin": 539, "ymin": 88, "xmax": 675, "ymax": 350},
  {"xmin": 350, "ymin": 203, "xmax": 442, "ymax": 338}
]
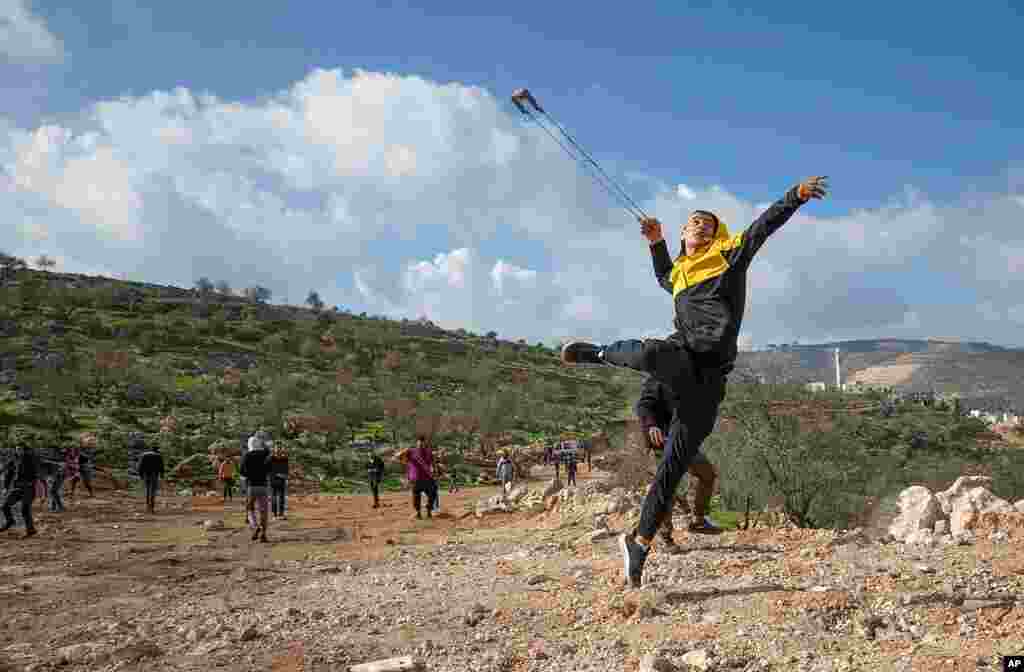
[
  {"xmin": 218, "ymin": 457, "xmax": 236, "ymax": 501},
  {"xmin": 562, "ymin": 176, "xmax": 828, "ymax": 588},
  {"xmin": 404, "ymin": 435, "xmax": 435, "ymax": 520}
]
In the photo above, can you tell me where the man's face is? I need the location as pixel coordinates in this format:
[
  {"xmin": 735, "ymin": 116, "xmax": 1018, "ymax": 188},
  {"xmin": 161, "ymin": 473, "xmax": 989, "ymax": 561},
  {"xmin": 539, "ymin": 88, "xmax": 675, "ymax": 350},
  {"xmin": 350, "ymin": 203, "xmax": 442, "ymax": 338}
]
[{"xmin": 683, "ymin": 211, "xmax": 718, "ymax": 249}]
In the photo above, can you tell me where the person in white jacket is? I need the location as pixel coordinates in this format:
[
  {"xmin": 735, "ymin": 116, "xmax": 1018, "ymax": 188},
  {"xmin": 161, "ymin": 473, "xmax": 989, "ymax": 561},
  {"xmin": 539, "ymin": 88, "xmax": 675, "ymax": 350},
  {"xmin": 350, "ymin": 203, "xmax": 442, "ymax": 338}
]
[{"xmin": 496, "ymin": 454, "xmax": 515, "ymax": 493}]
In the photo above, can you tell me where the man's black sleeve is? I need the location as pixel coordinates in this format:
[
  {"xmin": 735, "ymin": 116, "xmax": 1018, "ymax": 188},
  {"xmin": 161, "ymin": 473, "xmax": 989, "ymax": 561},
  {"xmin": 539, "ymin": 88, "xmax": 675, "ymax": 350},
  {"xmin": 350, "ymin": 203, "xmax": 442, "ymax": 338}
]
[
  {"xmin": 650, "ymin": 240, "xmax": 675, "ymax": 294},
  {"xmin": 157, "ymin": 455, "xmax": 165, "ymax": 477},
  {"xmin": 724, "ymin": 187, "xmax": 804, "ymax": 270},
  {"xmin": 635, "ymin": 376, "xmax": 662, "ymax": 432}
]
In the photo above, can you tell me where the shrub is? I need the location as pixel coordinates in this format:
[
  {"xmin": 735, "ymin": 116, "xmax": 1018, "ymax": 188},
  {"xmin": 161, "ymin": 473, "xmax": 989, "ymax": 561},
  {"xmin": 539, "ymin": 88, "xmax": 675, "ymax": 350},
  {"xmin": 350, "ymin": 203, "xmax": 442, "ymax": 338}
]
[
  {"xmin": 137, "ymin": 332, "xmax": 157, "ymax": 356},
  {"xmin": 262, "ymin": 332, "xmax": 293, "ymax": 354},
  {"xmin": 233, "ymin": 325, "xmax": 265, "ymax": 344},
  {"xmin": 208, "ymin": 317, "xmax": 227, "ymax": 338},
  {"xmin": 83, "ymin": 315, "xmax": 110, "ymax": 339}
]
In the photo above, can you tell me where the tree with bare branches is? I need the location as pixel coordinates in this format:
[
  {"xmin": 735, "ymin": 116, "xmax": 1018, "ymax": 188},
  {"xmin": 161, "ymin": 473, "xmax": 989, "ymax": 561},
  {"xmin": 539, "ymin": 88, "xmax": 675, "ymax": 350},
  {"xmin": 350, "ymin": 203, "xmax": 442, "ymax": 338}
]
[{"xmin": 0, "ymin": 251, "xmax": 27, "ymax": 283}]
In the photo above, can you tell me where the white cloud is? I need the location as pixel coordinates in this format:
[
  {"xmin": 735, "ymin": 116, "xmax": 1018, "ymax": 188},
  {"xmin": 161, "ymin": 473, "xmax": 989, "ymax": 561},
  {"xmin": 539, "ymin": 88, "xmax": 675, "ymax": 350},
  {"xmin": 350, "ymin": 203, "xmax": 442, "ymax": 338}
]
[
  {"xmin": 676, "ymin": 183, "xmax": 696, "ymax": 200},
  {"xmin": 0, "ymin": 0, "xmax": 64, "ymax": 65},
  {"xmin": 490, "ymin": 260, "xmax": 536, "ymax": 295},
  {"xmin": 2, "ymin": 66, "xmax": 1023, "ymax": 348}
]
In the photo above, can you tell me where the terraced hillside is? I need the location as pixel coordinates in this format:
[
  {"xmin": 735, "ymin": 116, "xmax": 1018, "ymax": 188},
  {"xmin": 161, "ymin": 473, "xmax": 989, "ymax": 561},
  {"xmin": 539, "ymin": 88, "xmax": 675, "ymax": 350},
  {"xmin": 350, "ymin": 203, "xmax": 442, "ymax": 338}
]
[{"xmin": 0, "ymin": 267, "xmax": 640, "ymax": 489}]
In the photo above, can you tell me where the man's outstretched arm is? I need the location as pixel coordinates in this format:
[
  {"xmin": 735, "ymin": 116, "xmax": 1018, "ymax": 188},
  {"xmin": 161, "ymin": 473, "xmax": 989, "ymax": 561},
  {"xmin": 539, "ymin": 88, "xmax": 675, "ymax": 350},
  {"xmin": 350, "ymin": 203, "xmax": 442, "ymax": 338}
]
[
  {"xmin": 640, "ymin": 218, "xmax": 675, "ymax": 294},
  {"xmin": 726, "ymin": 176, "xmax": 829, "ymax": 270}
]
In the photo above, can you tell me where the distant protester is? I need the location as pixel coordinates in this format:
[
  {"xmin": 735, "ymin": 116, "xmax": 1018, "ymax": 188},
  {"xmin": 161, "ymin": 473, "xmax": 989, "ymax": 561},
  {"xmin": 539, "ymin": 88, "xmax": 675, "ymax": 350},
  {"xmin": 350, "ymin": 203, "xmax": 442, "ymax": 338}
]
[
  {"xmin": 565, "ymin": 449, "xmax": 578, "ymax": 487},
  {"xmin": 46, "ymin": 458, "xmax": 65, "ymax": 513},
  {"xmin": 65, "ymin": 442, "xmax": 94, "ymax": 499},
  {"xmin": 367, "ymin": 452, "xmax": 385, "ymax": 508},
  {"xmin": 137, "ymin": 444, "xmax": 165, "ymax": 514},
  {"xmin": 218, "ymin": 457, "xmax": 236, "ymax": 501},
  {"xmin": 270, "ymin": 444, "xmax": 289, "ymax": 519},
  {"xmin": 448, "ymin": 461, "xmax": 459, "ymax": 494},
  {"xmin": 1, "ymin": 444, "xmax": 39, "ymax": 537},
  {"xmin": 404, "ymin": 435, "xmax": 435, "ymax": 520},
  {"xmin": 496, "ymin": 453, "xmax": 514, "ymax": 493},
  {"xmin": 241, "ymin": 432, "xmax": 272, "ymax": 542}
]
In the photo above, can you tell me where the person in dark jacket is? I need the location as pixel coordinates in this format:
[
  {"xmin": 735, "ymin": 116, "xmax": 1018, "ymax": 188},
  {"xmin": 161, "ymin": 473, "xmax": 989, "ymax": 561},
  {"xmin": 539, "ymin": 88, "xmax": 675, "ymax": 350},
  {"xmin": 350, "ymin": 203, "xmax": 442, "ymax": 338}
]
[
  {"xmin": 46, "ymin": 456, "xmax": 65, "ymax": 513},
  {"xmin": 561, "ymin": 176, "xmax": 828, "ymax": 588},
  {"xmin": 241, "ymin": 432, "xmax": 272, "ymax": 542},
  {"xmin": 448, "ymin": 461, "xmax": 459, "ymax": 494},
  {"xmin": 1, "ymin": 457, "xmax": 14, "ymax": 492},
  {"xmin": 137, "ymin": 445, "xmax": 165, "ymax": 514},
  {"xmin": 636, "ymin": 375, "xmax": 721, "ymax": 552},
  {"xmin": 270, "ymin": 444, "xmax": 289, "ymax": 519},
  {"xmin": 367, "ymin": 453, "xmax": 385, "ymax": 508},
  {"xmin": 565, "ymin": 449, "xmax": 578, "ymax": 487},
  {"xmin": 1, "ymin": 444, "xmax": 39, "ymax": 537}
]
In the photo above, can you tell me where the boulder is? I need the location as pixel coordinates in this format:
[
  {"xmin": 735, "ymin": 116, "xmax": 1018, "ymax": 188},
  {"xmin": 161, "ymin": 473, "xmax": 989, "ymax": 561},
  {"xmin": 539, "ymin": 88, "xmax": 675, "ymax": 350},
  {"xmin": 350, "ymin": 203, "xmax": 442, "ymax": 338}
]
[
  {"xmin": 948, "ymin": 487, "xmax": 1014, "ymax": 535},
  {"xmin": 526, "ymin": 500, "xmax": 546, "ymax": 514},
  {"xmin": 57, "ymin": 643, "xmax": 95, "ymax": 665},
  {"xmin": 681, "ymin": 649, "xmax": 711, "ymax": 670},
  {"xmin": 507, "ymin": 486, "xmax": 529, "ymax": 504},
  {"xmin": 888, "ymin": 486, "xmax": 944, "ymax": 541},
  {"xmin": 1014, "ymin": 500, "xmax": 1024, "ymax": 514},
  {"xmin": 542, "ymin": 480, "xmax": 563, "ymax": 499},
  {"xmin": 904, "ymin": 529, "xmax": 937, "ymax": 547},
  {"xmin": 640, "ymin": 652, "xmax": 676, "ymax": 672},
  {"xmin": 605, "ymin": 495, "xmax": 630, "ymax": 515},
  {"xmin": 936, "ymin": 476, "xmax": 994, "ymax": 515}
]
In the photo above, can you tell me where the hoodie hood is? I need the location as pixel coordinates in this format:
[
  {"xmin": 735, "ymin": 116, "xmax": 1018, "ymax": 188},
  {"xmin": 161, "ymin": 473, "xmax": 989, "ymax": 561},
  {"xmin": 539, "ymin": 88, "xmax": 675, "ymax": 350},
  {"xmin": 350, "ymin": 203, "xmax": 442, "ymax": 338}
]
[{"xmin": 679, "ymin": 217, "xmax": 732, "ymax": 260}]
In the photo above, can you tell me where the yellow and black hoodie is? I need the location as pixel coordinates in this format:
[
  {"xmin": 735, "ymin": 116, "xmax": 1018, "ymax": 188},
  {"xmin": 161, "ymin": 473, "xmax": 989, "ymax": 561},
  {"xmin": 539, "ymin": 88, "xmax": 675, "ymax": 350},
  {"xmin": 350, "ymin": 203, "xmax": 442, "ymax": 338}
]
[{"xmin": 651, "ymin": 186, "xmax": 806, "ymax": 368}]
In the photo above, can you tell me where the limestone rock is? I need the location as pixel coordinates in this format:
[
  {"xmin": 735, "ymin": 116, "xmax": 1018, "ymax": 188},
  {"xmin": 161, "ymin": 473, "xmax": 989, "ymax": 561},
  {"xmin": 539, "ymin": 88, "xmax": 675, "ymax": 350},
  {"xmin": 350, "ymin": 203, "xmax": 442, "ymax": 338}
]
[
  {"xmin": 542, "ymin": 480, "xmax": 563, "ymax": 499},
  {"xmin": 949, "ymin": 487, "xmax": 1013, "ymax": 535},
  {"xmin": 57, "ymin": 644, "xmax": 94, "ymax": 665},
  {"xmin": 935, "ymin": 476, "xmax": 993, "ymax": 515},
  {"xmin": 681, "ymin": 648, "xmax": 711, "ymax": 670},
  {"xmin": 904, "ymin": 529, "xmax": 937, "ymax": 547},
  {"xmin": 640, "ymin": 652, "xmax": 676, "ymax": 672},
  {"xmin": 888, "ymin": 486, "xmax": 943, "ymax": 541},
  {"xmin": 507, "ymin": 486, "xmax": 528, "ymax": 504}
]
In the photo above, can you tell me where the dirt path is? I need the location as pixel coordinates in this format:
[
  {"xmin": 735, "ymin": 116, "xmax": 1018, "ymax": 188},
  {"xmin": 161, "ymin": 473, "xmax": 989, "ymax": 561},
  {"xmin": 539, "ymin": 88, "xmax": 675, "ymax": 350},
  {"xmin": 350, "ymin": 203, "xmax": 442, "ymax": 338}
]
[{"xmin": 0, "ymin": 466, "xmax": 604, "ymax": 671}]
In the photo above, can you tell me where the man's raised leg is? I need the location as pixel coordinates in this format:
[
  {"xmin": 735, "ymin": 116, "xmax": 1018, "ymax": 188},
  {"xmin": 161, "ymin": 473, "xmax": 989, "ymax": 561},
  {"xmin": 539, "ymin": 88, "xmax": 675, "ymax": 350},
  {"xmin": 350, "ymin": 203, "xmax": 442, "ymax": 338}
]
[{"xmin": 563, "ymin": 338, "xmax": 694, "ymax": 396}]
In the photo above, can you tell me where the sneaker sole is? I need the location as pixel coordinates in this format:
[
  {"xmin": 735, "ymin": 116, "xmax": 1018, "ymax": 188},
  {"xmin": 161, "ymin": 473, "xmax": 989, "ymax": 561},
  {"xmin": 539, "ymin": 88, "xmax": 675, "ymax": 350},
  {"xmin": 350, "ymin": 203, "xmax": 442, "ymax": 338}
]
[{"xmin": 617, "ymin": 534, "xmax": 632, "ymax": 586}]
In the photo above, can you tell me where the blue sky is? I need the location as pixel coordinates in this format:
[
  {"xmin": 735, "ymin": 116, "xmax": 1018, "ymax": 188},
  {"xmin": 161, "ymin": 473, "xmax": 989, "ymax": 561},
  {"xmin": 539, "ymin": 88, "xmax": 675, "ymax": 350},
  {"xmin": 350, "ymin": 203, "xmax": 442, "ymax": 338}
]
[{"xmin": 3, "ymin": 1, "xmax": 1024, "ymax": 347}]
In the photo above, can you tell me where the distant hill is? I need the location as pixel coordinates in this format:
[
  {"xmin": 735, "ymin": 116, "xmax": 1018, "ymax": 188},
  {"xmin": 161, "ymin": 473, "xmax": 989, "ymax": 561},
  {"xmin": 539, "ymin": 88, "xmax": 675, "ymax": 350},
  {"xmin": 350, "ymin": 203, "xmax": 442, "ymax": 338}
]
[{"xmin": 736, "ymin": 339, "xmax": 1024, "ymax": 410}]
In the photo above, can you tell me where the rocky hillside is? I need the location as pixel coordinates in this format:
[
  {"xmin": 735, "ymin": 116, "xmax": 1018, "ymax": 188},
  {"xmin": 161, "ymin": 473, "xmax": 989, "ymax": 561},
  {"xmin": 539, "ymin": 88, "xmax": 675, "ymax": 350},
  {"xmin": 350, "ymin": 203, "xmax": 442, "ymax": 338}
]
[{"xmin": 737, "ymin": 339, "xmax": 1024, "ymax": 408}]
